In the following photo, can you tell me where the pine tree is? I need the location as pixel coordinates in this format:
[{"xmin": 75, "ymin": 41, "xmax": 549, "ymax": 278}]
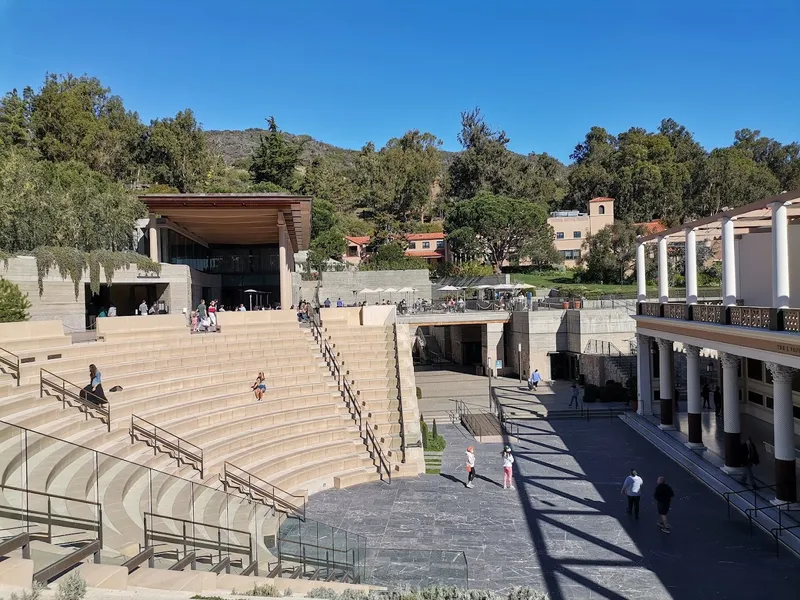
[
  {"xmin": 249, "ymin": 116, "xmax": 302, "ymax": 189},
  {"xmin": 0, "ymin": 278, "xmax": 31, "ymax": 322}
]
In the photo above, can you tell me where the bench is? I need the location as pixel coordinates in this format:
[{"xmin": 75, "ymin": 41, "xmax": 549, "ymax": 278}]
[{"xmin": 96, "ymin": 314, "xmax": 188, "ymax": 342}]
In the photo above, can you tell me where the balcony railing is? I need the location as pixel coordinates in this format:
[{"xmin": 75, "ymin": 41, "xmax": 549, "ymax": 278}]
[{"xmin": 638, "ymin": 302, "xmax": 800, "ymax": 333}]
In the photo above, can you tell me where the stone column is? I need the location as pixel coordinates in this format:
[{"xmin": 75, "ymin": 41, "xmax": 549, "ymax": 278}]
[
  {"xmin": 657, "ymin": 338, "xmax": 674, "ymax": 430},
  {"xmin": 722, "ymin": 217, "xmax": 737, "ymax": 306},
  {"xmin": 636, "ymin": 241, "xmax": 647, "ymax": 302},
  {"xmin": 684, "ymin": 345, "xmax": 704, "ymax": 449},
  {"xmin": 278, "ymin": 222, "xmax": 291, "ymax": 310},
  {"xmin": 720, "ymin": 352, "xmax": 743, "ymax": 474},
  {"xmin": 148, "ymin": 214, "xmax": 159, "ymax": 263},
  {"xmin": 657, "ymin": 236, "xmax": 669, "ymax": 303},
  {"xmin": 766, "ymin": 363, "xmax": 797, "ymax": 502},
  {"xmin": 636, "ymin": 334, "xmax": 653, "ymax": 416},
  {"xmin": 771, "ymin": 201, "xmax": 790, "ymax": 309},
  {"xmin": 685, "ymin": 228, "xmax": 698, "ymax": 305}
]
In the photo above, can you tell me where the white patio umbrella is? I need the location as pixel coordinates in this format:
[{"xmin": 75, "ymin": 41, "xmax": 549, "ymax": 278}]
[
  {"xmin": 383, "ymin": 287, "xmax": 398, "ymax": 302},
  {"xmin": 438, "ymin": 285, "xmax": 462, "ymax": 291},
  {"xmin": 516, "ymin": 283, "xmax": 536, "ymax": 289},
  {"xmin": 357, "ymin": 288, "xmax": 374, "ymax": 302}
]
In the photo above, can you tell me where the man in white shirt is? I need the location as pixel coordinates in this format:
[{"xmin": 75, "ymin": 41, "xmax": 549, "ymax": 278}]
[{"xmin": 621, "ymin": 469, "xmax": 644, "ymax": 519}]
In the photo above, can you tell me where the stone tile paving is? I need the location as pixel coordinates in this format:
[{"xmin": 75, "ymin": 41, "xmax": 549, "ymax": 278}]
[{"xmin": 307, "ymin": 417, "xmax": 800, "ymax": 599}]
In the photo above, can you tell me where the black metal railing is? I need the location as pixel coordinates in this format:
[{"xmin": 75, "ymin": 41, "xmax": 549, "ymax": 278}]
[
  {"xmin": 723, "ymin": 484, "xmax": 777, "ymax": 520},
  {"xmin": 0, "ymin": 483, "xmax": 102, "ymax": 547},
  {"xmin": 309, "ymin": 319, "xmax": 392, "ymax": 483},
  {"xmin": 771, "ymin": 523, "xmax": 800, "ymax": 557},
  {"xmin": 638, "ymin": 302, "xmax": 800, "ymax": 332},
  {"xmin": 130, "ymin": 415, "xmax": 203, "ymax": 478},
  {"xmin": 144, "ymin": 511, "xmax": 255, "ymax": 573},
  {"xmin": 220, "ymin": 461, "xmax": 305, "ymax": 520},
  {"xmin": 391, "ymin": 323, "xmax": 407, "ymax": 464},
  {"xmin": 40, "ymin": 369, "xmax": 110, "ymax": 432},
  {"xmin": 0, "ymin": 346, "xmax": 20, "ymax": 386}
]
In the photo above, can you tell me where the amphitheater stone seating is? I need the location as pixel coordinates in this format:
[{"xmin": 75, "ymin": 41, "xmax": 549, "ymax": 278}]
[{"xmin": 0, "ymin": 311, "xmax": 403, "ymax": 593}]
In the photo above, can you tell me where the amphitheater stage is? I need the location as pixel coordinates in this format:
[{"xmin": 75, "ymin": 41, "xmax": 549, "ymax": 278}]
[{"xmin": 306, "ymin": 420, "xmax": 800, "ymax": 598}]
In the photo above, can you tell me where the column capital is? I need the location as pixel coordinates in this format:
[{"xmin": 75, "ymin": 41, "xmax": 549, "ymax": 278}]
[
  {"xmin": 684, "ymin": 344, "xmax": 701, "ymax": 359},
  {"xmin": 636, "ymin": 333, "xmax": 652, "ymax": 344},
  {"xmin": 656, "ymin": 338, "xmax": 673, "ymax": 352},
  {"xmin": 766, "ymin": 362, "xmax": 796, "ymax": 384},
  {"xmin": 719, "ymin": 352, "xmax": 740, "ymax": 369}
]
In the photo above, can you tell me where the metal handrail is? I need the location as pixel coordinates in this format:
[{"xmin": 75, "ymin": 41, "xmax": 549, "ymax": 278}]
[
  {"xmin": 723, "ymin": 484, "xmax": 777, "ymax": 519},
  {"xmin": 771, "ymin": 523, "xmax": 800, "ymax": 557},
  {"xmin": 745, "ymin": 500, "xmax": 796, "ymax": 538},
  {"xmin": 130, "ymin": 415, "xmax": 203, "ymax": 477},
  {"xmin": 40, "ymin": 368, "xmax": 110, "ymax": 432},
  {"xmin": 0, "ymin": 346, "xmax": 20, "ymax": 386},
  {"xmin": 0, "ymin": 483, "xmax": 103, "ymax": 547},
  {"xmin": 143, "ymin": 511, "xmax": 253, "ymax": 565},
  {"xmin": 221, "ymin": 462, "xmax": 305, "ymax": 520},
  {"xmin": 309, "ymin": 319, "xmax": 392, "ymax": 483},
  {"xmin": 391, "ymin": 323, "xmax": 407, "ymax": 463}
]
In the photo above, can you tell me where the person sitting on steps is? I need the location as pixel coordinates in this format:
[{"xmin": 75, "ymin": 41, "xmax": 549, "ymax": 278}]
[{"xmin": 251, "ymin": 371, "xmax": 267, "ymax": 401}]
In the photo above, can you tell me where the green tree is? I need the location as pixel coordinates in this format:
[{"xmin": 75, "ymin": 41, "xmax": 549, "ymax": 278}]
[
  {"xmin": 29, "ymin": 74, "xmax": 144, "ymax": 182},
  {"xmin": 0, "ymin": 278, "xmax": 31, "ymax": 322},
  {"xmin": 301, "ymin": 157, "xmax": 358, "ymax": 212},
  {"xmin": 311, "ymin": 199, "xmax": 337, "ymax": 239},
  {"xmin": 307, "ymin": 227, "xmax": 346, "ymax": 273},
  {"xmin": 0, "ymin": 88, "xmax": 30, "ymax": 149},
  {"xmin": 249, "ymin": 116, "xmax": 302, "ymax": 189},
  {"xmin": 141, "ymin": 109, "xmax": 210, "ymax": 192},
  {"xmin": 445, "ymin": 192, "xmax": 552, "ymax": 273},
  {"xmin": 578, "ymin": 221, "xmax": 644, "ymax": 284}
]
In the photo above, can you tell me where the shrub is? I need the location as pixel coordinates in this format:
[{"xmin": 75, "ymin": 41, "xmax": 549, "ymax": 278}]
[
  {"xmin": 10, "ymin": 582, "xmax": 45, "ymax": 600},
  {"xmin": 507, "ymin": 588, "xmax": 549, "ymax": 600},
  {"xmin": 426, "ymin": 433, "xmax": 447, "ymax": 452},
  {"xmin": 432, "ymin": 418, "xmax": 438, "ymax": 438},
  {"xmin": 55, "ymin": 572, "xmax": 87, "ymax": 600},
  {"xmin": 283, "ymin": 589, "xmax": 294, "ymax": 597},
  {"xmin": 240, "ymin": 582, "xmax": 281, "ymax": 597},
  {"xmin": 420, "ymin": 418, "xmax": 429, "ymax": 450},
  {"xmin": 0, "ymin": 278, "xmax": 31, "ymax": 322},
  {"xmin": 416, "ymin": 387, "xmax": 423, "ymax": 400},
  {"xmin": 308, "ymin": 588, "xmax": 341, "ymax": 599}
]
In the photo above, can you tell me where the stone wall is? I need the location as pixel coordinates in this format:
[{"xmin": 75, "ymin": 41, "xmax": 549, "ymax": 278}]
[
  {"xmin": 1, "ymin": 256, "xmax": 194, "ymax": 332},
  {"xmin": 297, "ymin": 270, "xmax": 433, "ymax": 306}
]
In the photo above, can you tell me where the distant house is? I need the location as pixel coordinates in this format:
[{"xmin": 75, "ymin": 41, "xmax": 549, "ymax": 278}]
[
  {"xmin": 342, "ymin": 232, "xmax": 448, "ymax": 266},
  {"xmin": 548, "ymin": 197, "xmax": 615, "ymax": 267}
]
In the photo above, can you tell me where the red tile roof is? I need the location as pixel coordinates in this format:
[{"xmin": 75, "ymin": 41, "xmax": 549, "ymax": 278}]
[
  {"xmin": 405, "ymin": 232, "xmax": 445, "ymax": 241},
  {"xmin": 590, "ymin": 197, "xmax": 614, "ymax": 203},
  {"xmin": 345, "ymin": 236, "xmax": 370, "ymax": 245},
  {"xmin": 637, "ymin": 220, "xmax": 667, "ymax": 234},
  {"xmin": 405, "ymin": 249, "xmax": 444, "ymax": 259}
]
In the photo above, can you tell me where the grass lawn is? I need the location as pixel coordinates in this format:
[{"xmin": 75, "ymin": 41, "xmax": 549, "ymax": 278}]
[{"xmin": 509, "ymin": 272, "xmax": 642, "ymax": 295}]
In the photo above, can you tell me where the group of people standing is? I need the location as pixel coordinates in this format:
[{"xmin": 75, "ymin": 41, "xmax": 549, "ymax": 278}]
[{"xmin": 464, "ymin": 445, "xmax": 515, "ymax": 490}]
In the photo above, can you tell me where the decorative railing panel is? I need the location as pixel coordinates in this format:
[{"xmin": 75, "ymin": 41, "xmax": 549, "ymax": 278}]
[
  {"xmin": 729, "ymin": 306, "xmax": 771, "ymax": 329},
  {"xmin": 692, "ymin": 304, "xmax": 724, "ymax": 324},
  {"xmin": 640, "ymin": 303, "xmax": 661, "ymax": 317},
  {"xmin": 784, "ymin": 309, "xmax": 800, "ymax": 332},
  {"xmin": 663, "ymin": 303, "xmax": 686, "ymax": 320}
]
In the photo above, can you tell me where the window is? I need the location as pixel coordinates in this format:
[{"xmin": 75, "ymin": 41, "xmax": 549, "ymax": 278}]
[
  {"xmin": 348, "ymin": 246, "xmax": 358, "ymax": 257},
  {"xmin": 747, "ymin": 358, "xmax": 763, "ymax": 381},
  {"xmin": 408, "ymin": 242, "xmax": 416, "ymax": 249},
  {"xmin": 793, "ymin": 373, "xmax": 800, "ymax": 394},
  {"xmin": 766, "ymin": 396, "xmax": 774, "ymax": 409},
  {"xmin": 422, "ymin": 241, "xmax": 430, "ymax": 249},
  {"xmin": 573, "ymin": 231, "xmax": 582, "ymax": 239},
  {"xmin": 556, "ymin": 232, "xmax": 565, "ymax": 240},
  {"xmin": 561, "ymin": 249, "xmax": 580, "ymax": 260},
  {"xmin": 436, "ymin": 240, "xmax": 445, "ymax": 249},
  {"xmin": 599, "ymin": 205, "xmax": 605, "ymax": 215},
  {"xmin": 748, "ymin": 391, "xmax": 764, "ymax": 406}
]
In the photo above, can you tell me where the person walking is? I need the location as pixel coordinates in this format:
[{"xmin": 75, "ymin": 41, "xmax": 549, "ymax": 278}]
[
  {"xmin": 569, "ymin": 382, "xmax": 580, "ymax": 409},
  {"xmin": 502, "ymin": 445, "xmax": 515, "ymax": 490},
  {"xmin": 713, "ymin": 385, "xmax": 722, "ymax": 417},
  {"xmin": 208, "ymin": 300, "xmax": 217, "ymax": 327},
  {"xmin": 654, "ymin": 476, "xmax": 674, "ymax": 533},
  {"xmin": 528, "ymin": 369, "xmax": 541, "ymax": 391},
  {"xmin": 197, "ymin": 299, "xmax": 208, "ymax": 323},
  {"xmin": 701, "ymin": 383, "xmax": 710, "ymax": 409},
  {"xmin": 465, "ymin": 446, "xmax": 476, "ymax": 488},
  {"xmin": 621, "ymin": 469, "xmax": 644, "ymax": 519},
  {"xmin": 740, "ymin": 436, "xmax": 759, "ymax": 488},
  {"xmin": 138, "ymin": 299, "xmax": 148, "ymax": 316}
]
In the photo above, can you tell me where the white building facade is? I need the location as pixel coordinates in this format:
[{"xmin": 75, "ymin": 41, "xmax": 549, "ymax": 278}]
[{"xmin": 634, "ymin": 190, "xmax": 800, "ymax": 503}]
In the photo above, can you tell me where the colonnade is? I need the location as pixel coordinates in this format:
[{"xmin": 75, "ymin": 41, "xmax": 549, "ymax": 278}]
[{"xmin": 636, "ymin": 334, "xmax": 797, "ymax": 503}]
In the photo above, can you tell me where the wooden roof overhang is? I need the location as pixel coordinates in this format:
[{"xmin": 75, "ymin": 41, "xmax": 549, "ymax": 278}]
[{"xmin": 139, "ymin": 193, "xmax": 312, "ymax": 251}]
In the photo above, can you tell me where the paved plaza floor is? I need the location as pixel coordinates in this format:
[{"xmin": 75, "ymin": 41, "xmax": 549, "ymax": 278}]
[{"xmin": 308, "ymin": 380, "xmax": 800, "ymax": 598}]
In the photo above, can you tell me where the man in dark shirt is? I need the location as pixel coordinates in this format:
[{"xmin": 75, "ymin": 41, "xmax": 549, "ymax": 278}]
[{"xmin": 654, "ymin": 476, "xmax": 674, "ymax": 533}]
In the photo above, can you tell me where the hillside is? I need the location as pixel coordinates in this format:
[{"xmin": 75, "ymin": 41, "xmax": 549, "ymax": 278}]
[{"xmin": 205, "ymin": 129, "xmax": 361, "ymax": 170}]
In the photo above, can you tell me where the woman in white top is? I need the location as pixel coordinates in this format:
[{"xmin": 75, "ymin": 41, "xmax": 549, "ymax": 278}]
[
  {"xmin": 502, "ymin": 445, "xmax": 515, "ymax": 490},
  {"xmin": 465, "ymin": 447, "xmax": 476, "ymax": 489}
]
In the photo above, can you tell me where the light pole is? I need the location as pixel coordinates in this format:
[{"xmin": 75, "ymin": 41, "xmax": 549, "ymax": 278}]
[{"xmin": 518, "ymin": 343, "xmax": 522, "ymax": 383}]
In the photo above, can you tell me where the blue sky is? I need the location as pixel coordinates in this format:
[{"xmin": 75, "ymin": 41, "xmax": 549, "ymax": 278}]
[{"xmin": 1, "ymin": 0, "xmax": 798, "ymax": 162}]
